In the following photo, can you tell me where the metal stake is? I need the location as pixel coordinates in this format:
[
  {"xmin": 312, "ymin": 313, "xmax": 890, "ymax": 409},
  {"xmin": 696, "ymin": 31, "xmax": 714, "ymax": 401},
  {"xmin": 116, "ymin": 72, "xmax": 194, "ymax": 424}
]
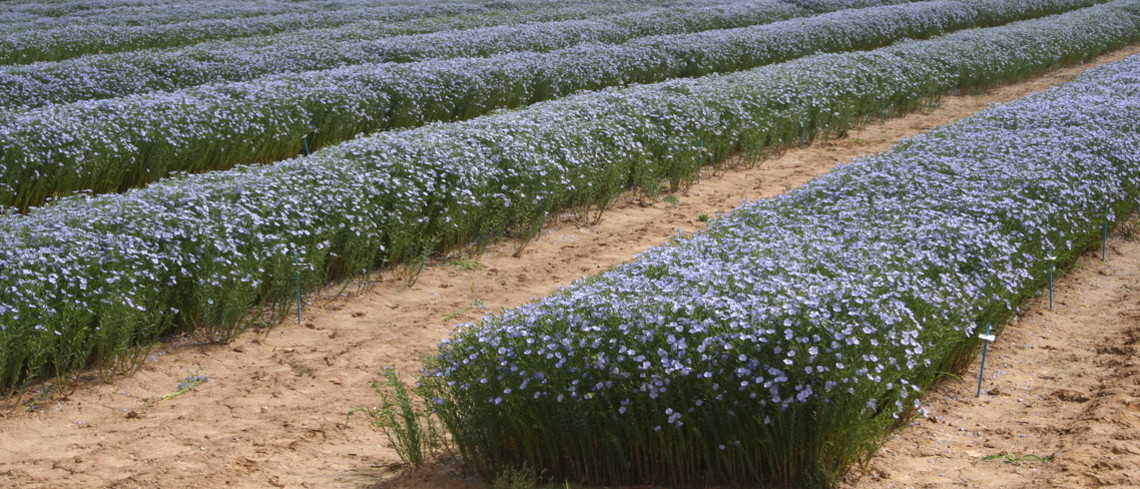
[
  {"xmin": 294, "ymin": 250, "xmax": 303, "ymax": 324},
  {"xmin": 976, "ymin": 324, "xmax": 994, "ymax": 397},
  {"xmin": 1047, "ymin": 248, "xmax": 1055, "ymax": 311},
  {"xmin": 698, "ymin": 140, "xmax": 705, "ymax": 183},
  {"xmin": 1103, "ymin": 218, "xmax": 1109, "ymax": 262}
]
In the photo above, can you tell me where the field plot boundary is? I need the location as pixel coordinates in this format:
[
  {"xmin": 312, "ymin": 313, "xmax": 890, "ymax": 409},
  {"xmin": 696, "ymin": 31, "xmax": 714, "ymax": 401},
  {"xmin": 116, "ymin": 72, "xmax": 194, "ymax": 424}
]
[{"xmin": 2, "ymin": 41, "xmax": 1138, "ymax": 489}]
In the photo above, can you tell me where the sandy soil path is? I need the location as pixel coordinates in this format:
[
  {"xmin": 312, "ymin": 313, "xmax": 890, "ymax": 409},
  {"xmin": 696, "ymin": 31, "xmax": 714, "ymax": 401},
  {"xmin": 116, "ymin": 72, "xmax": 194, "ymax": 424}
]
[{"xmin": 2, "ymin": 44, "xmax": 1139, "ymax": 489}]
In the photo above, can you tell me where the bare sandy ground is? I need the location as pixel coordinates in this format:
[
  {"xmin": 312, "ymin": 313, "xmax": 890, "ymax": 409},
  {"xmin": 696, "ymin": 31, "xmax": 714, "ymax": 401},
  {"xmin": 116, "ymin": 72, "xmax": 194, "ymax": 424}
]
[{"xmin": 2, "ymin": 44, "xmax": 1139, "ymax": 489}]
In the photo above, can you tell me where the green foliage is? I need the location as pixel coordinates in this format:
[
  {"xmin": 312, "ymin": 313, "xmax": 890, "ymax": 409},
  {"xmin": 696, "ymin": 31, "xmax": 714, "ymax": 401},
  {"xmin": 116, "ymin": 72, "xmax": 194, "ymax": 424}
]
[{"xmin": 493, "ymin": 464, "xmax": 545, "ymax": 489}]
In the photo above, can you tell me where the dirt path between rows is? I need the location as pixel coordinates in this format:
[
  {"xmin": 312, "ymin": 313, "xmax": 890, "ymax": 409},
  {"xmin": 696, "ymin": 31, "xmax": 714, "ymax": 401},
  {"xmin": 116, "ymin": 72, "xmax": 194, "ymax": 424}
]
[{"xmin": 3, "ymin": 44, "xmax": 1139, "ymax": 489}]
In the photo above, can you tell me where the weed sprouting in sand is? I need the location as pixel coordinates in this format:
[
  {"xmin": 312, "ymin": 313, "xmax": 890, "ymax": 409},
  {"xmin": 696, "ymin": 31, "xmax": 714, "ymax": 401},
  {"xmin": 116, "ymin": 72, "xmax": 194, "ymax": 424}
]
[{"xmin": 352, "ymin": 367, "xmax": 447, "ymax": 469}]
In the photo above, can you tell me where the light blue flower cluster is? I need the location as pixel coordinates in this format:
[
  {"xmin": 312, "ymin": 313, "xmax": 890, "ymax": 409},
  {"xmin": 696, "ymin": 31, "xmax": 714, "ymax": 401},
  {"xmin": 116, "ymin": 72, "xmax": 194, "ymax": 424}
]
[
  {"xmin": 425, "ymin": 48, "xmax": 1140, "ymax": 488},
  {"xmin": 0, "ymin": 0, "xmax": 1137, "ymax": 395},
  {"xmin": 0, "ymin": 0, "xmax": 1105, "ymax": 209}
]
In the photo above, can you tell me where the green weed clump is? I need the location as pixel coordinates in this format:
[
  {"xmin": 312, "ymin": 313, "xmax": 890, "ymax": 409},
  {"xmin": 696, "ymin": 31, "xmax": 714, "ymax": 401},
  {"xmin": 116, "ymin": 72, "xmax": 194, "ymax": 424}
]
[{"xmin": 353, "ymin": 368, "xmax": 447, "ymax": 468}]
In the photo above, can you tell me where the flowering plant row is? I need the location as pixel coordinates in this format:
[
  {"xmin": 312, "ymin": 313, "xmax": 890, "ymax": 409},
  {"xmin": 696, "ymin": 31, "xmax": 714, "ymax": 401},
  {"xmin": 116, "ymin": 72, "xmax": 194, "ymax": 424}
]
[
  {"xmin": 0, "ymin": 0, "xmax": 724, "ymax": 33},
  {"xmin": 1, "ymin": 0, "xmax": 390, "ymax": 32},
  {"xmin": 424, "ymin": 47, "xmax": 1140, "ymax": 488},
  {"xmin": 0, "ymin": 0, "xmax": 1136, "ymax": 393},
  {"xmin": 0, "ymin": 0, "xmax": 712, "ymax": 65},
  {"xmin": 0, "ymin": 0, "xmax": 819, "ymax": 110},
  {"xmin": 0, "ymin": 0, "xmax": 1097, "ymax": 210},
  {"xmin": 0, "ymin": 0, "xmax": 527, "ymax": 66}
]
